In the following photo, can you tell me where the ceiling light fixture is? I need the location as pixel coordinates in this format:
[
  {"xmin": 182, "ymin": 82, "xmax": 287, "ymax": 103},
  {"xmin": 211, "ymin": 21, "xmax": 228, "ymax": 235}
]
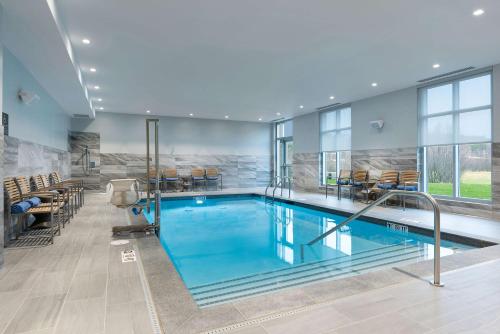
[
  {"xmin": 146, "ymin": 110, "xmax": 151, "ymax": 113},
  {"xmin": 82, "ymin": 38, "xmax": 91, "ymax": 44},
  {"xmin": 276, "ymin": 112, "xmax": 281, "ymax": 116},
  {"xmin": 224, "ymin": 115, "xmax": 229, "ymax": 119},
  {"xmin": 299, "ymin": 105, "xmax": 304, "ymax": 109},
  {"xmin": 97, "ymin": 107, "xmax": 104, "ymax": 110},
  {"xmin": 371, "ymin": 82, "xmax": 378, "ymax": 87},
  {"xmin": 473, "ymin": 8, "xmax": 485, "ymax": 16},
  {"xmin": 93, "ymin": 85, "xmax": 100, "ymax": 90},
  {"xmin": 189, "ymin": 113, "xmax": 194, "ymax": 117},
  {"xmin": 258, "ymin": 117, "xmax": 263, "ymax": 121},
  {"xmin": 90, "ymin": 68, "xmax": 97, "ymax": 72},
  {"xmin": 329, "ymin": 96, "xmax": 335, "ymax": 100},
  {"xmin": 432, "ymin": 63, "xmax": 441, "ymax": 69},
  {"xmin": 97, "ymin": 98, "xmax": 102, "ymax": 102}
]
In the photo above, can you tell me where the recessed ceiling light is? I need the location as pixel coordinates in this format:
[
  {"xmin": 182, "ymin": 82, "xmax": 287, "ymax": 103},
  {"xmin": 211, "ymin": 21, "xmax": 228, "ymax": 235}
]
[
  {"xmin": 93, "ymin": 85, "xmax": 100, "ymax": 90},
  {"xmin": 473, "ymin": 9, "xmax": 485, "ymax": 16},
  {"xmin": 276, "ymin": 112, "xmax": 281, "ymax": 116},
  {"xmin": 371, "ymin": 82, "xmax": 378, "ymax": 87},
  {"xmin": 189, "ymin": 113, "xmax": 194, "ymax": 117},
  {"xmin": 97, "ymin": 98, "xmax": 102, "ymax": 102},
  {"xmin": 329, "ymin": 96, "xmax": 335, "ymax": 100},
  {"xmin": 224, "ymin": 115, "xmax": 229, "ymax": 119},
  {"xmin": 299, "ymin": 105, "xmax": 304, "ymax": 109},
  {"xmin": 146, "ymin": 110, "xmax": 151, "ymax": 113},
  {"xmin": 97, "ymin": 107, "xmax": 104, "ymax": 110},
  {"xmin": 90, "ymin": 68, "xmax": 97, "ymax": 72},
  {"xmin": 432, "ymin": 63, "xmax": 441, "ymax": 69},
  {"xmin": 258, "ymin": 117, "xmax": 263, "ymax": 121},
  {"xmin": 82, "ymin": 38, "xmax": 91, "ymax": 44}
]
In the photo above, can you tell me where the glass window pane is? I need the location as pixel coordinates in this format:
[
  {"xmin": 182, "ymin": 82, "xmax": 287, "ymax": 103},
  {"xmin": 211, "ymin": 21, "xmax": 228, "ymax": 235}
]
[
  {"xmin": 426, "ymin": 145, "xmax": 453, "ymax": 197},
  {"xmin": 338, "ymin": 151, "xmax": 351, "ymax": 171},
  {"xmin": 277, "ymin": 120, "xmax": 293, "ymax": 138},
  {"xmin": 324, "ymin": 152, "xmax": 337, "ymax": 185},
  {"xmin": 458, "ymin": 109, "xmax": 491, "ymax": 144},
  {"xmin": 338, "ymin": 108, "xmax": 351, "ymax": 128},
  {"xmin": 423, "ymin": 115, "xmax": 454, "ymax": 146},
  {"xmin": 336, "ymin": 129, "xmax": 351, "ymax": 151},
  {"xmin": 459, "ymin": 74, "xmax": 491, "ymax": 109},
  {"xmin": 285, "ymin": 141, "xmax": 294, "ymax": 166},
  {"xmin": 321, "ymin": 111, "xmax": 337, "ymax": 131},
  {"xmin": 459, "ymin": 143, "xmax": 491, "ymax": 200},
  {"xmin": 321, "ymin": 132, "xmax": 335, "ymax": 152},
  {"xmin": 426, "ymin": 84, "xmax": 453, "ymax": 115}
]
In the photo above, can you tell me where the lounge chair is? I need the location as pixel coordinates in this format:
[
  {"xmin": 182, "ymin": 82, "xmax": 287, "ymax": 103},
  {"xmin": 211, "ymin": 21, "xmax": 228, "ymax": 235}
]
[
  {"xmin": 36, "ymin": 174, "xmax": 78, "ymax": 218},
  {"xmin": 16, "ymin": 176, "xmax": 70, "ymax": 227},
  {"xmin": 397, "ymin": 170, "xmax": 420, "ymax": 209},
  {"xmin": 50, "ymin": 171, "xmax": 85, "ymax": 207},
  {"xmin": 335, "ymin": 170, "xmax": 368, "ymax": 201},
  {"xmin": 4, "ymin": 177, "xmax": 62, "ymax": 245},
  {"xmin": 335, "ymin": 169, "xmax": 352, "ymax": 200},
  {"xmin": 206, "ymin": 168, "xmax": 222, "ymax": 190},
  {"xmin": 191, "ymin": 168, "xmax": 207, "ymax": 191},
  {"xmin": 162, "ymin": 168, "xmax": 179, "ymax": 192},
  {"xmin": 369, "ymin": 170, "xmax": 399, "ymax": 203}
]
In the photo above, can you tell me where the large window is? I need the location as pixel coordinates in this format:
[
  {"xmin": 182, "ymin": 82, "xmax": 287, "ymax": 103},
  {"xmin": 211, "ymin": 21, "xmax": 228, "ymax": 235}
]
[
  {"xmin": 419, "ymin": 73, "xmax": 492, "ymax": 201},
  {"xmin": 275, "ymin": 120, "xmax": 293, "ymax": 180},
  {"xmin": 320, "ymin": 107, "xmax": 351, "ymax": 185}
]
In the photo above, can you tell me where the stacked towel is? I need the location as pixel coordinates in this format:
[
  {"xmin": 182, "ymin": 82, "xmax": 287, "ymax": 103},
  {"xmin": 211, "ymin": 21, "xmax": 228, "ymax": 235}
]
[
  {"xmin": 11, "ymin": 201, "xmax": 32, "ymax": 214},
  {"xmin": 27, "ymin": 197, "xmax": 41, "ymax": 207}
]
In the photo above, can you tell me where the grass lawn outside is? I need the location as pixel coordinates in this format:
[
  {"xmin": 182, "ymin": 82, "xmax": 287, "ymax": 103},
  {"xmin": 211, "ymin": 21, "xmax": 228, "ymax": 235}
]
[{"xmin": 428, "ymin": 171, "xmax": 491, "ymax": 200}]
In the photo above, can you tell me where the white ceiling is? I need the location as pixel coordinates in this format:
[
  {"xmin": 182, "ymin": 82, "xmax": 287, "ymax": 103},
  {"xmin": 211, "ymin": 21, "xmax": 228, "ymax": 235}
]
[{"xmin": 3, "ymin": 0, "xmax": 500, "ymax": 122}]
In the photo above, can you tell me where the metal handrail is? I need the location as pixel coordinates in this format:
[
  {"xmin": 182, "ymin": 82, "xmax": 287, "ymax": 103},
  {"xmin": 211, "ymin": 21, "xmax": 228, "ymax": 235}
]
[
  {"xmin": 272, "ymin": 179, "xmax": 283, "ymax": 199},
  {"xmin": 303, "ymin": 190, "xmax": 443, "ymax": 287},
  {"xmin": 265, "ymin": 176, "xmax": 280, "ymax": 197}
]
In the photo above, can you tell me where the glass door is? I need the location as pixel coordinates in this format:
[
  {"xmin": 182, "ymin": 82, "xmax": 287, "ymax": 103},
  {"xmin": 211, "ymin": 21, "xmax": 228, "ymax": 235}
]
[{"xmin": 276, "ymin": 139, "xmax": 293, "ymax": 186}]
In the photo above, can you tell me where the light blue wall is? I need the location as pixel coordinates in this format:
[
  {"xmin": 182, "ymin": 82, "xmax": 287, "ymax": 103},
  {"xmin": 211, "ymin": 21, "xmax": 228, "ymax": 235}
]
[
  {"xmin": 2, "ymin": 47, "xmax": 70, "ymax": 151},
  {"xmin": 71, "ymin": 112, "xmax": 273, "ymax": 156}
]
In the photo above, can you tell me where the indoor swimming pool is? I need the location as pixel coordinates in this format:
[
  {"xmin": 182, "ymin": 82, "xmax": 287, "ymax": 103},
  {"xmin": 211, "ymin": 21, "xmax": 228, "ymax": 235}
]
[{"xmin": 144, "ymin": 195, "xmax": 474, "ymax": 307}]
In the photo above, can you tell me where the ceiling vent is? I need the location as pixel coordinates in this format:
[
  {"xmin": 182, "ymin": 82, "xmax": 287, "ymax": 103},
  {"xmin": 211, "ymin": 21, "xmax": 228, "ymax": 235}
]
[
  {"xmin": 316, "ymin": 103, "xmax": 342, "ymax": 112},
  {"xmin": 72, "ymin": 114, "xmax": 90, "ymax": 119},
  {"xmin": 417, "ymin": 67, "xmax": 475, "ymax": 83}
]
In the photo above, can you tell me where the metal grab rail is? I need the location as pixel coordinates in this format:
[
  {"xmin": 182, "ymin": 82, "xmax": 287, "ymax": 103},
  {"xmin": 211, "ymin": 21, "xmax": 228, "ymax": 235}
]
[
  {"xmin": 265, "ymin": 176, "xmax": 280, "ymax": 197},
  {"xmin": 272, "ymin": 176, "xmax": 292, "ymax": 200},
  {"xmin": 303, "ymin": 190, "xmax": 444, "ymax": 287}
]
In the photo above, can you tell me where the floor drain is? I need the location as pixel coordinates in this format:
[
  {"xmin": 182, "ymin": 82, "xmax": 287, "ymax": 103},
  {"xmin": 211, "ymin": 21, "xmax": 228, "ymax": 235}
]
[{"xmin": 111, "ymin": 239, "xmax": 130, "ymax": 246}]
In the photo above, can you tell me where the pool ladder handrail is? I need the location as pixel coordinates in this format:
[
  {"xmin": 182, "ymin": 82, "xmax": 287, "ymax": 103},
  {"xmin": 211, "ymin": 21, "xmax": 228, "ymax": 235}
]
[
  {"xmin": 265, "ymin": 175, "xmax": 280, "ymax": 198},
  {"xmin": 272, "ymin": 176, "xmax": 292, "ymax": 200},
  {"xmin": 302, "ymin": 190, "xmax": 444, "ymax": 287}
]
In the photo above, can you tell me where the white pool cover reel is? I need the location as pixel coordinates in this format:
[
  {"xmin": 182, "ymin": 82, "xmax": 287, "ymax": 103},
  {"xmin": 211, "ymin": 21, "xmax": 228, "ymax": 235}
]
[{"xmin": 107, "ymin": 178, "xmax": 140, "ymax": 207}]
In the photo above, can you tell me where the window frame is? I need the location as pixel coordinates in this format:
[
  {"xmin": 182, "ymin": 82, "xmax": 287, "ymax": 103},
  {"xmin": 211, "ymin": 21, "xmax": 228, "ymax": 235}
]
[{"xmin": 418, "ymin": 70, "xmax": 493, "ymax": 203}]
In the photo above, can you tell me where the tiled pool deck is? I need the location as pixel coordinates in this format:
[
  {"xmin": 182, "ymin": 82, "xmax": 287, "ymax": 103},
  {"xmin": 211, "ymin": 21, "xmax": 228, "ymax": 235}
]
[{"xmin": 1, "ymin": 189, "xmax": 500, "ymax": 333}]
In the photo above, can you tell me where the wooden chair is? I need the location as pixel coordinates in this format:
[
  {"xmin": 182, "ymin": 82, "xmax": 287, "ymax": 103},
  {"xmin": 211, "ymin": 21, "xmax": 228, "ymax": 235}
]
[
  {"xmin": 369, "ymin": 170, "xmax": 399, "ymax": 203},
  {"xmin": 35, "ymin": 174, "xmax": 76, "ymax": 220},
  {"xmin": 206, "ymin": 168, "xmax": 222, "ymax": 191},
  {"xmin": 335, "ymin": 169, "xmax": 352, "ymax": 200},
  {"xmin": 16, "ymin": 176, "xmax": 70, "ymax": 227},
  {"xmin": 191, "ymin": 168, "xmax": 206, "ymax": 191},
  {"xmin": 4, "ymin": 177, "xmax": 61, "ymax": 245},
  {"xmin": 397, "ymin": 170, "xmax": 420, "ymax": 209},
  {"xmin": 161, "ymin": 168, "xmax": 179, "ymax": 192},
  {"xmin": 341, "ymin": 170, "xmax": 368, "ymax": 201},
  {"xmin": 50, "ymin": 172, "xmax": 84, "ymax": 207}
]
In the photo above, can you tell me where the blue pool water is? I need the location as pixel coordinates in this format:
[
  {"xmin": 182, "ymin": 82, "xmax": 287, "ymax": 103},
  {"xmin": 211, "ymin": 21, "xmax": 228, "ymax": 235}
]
[{"xmin": 144, "ymin": 195, "xmax": 473, "ymax": 306}]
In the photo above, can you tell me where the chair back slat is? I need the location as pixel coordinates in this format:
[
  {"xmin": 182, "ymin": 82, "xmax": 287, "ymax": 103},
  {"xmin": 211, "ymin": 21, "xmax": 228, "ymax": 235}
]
[
  {"xmin": 399, "ymin": 170, "xmax": 420, "ymax": 184},
  {"xmin": 4, "ymin": 178, "xmax": 22, "ymax": 203},
  {"xmin": 53, "ymin": 172, "xmax": 62, "ymax": 183},
  {"xmin": 15, "ymin": 176, "xmax": 32, "ymax": 195},
  {"xmin": 206, "ymin": 168, "xmax": 219, "ymax": 177},
  {"xmin": 40, "ymin": 175, "xmax": 51, "ymax": 188},
  {"xmin": 352, "ymin": 170, "xmax": 368, "ymax": 182},
  {"xmin": 338, "ymin": 169, "xmax": 351, "ymax": 180},
  {"xmin": 163, "ymin": 168, "xmax": 177, "ymax": 178},
  {"xmin": 378, "ymin": 170, "xmax": 399, "ymax": 183},
  {"xmin": 31, "ymin": 175, "xmax": 46, "ymax": 191},
  {"xmin": 191, "ymin": 168, "xmax": 205, "ymax": 178}
]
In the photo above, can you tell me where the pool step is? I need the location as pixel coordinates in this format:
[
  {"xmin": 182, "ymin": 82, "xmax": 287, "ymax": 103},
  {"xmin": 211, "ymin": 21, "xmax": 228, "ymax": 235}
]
[{"xmin": 191, "ymin": 243, "xmax": 425, "ymax": 307}]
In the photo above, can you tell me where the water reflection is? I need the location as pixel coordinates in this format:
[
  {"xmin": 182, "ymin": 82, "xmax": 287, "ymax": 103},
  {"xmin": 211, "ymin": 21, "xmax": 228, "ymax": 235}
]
[
  {"xmin": 274, "ymin": 206, "xmax": 294, "ymax": 264},
  {"xmin": 322, "ymin": 218, "xmax": 352, "ymax": 256}
]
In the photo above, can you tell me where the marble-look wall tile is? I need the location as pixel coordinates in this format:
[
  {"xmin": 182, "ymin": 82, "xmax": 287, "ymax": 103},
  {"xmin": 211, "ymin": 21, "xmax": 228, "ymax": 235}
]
[
  {"xmin": 3, "ymin": 136, "xmax": 70, "ymax": 180},
  {"xmin": 96, "ymin": 153, "xmax": 272, "ymax": 191},
  {"xmin": 1, "ymin": 127, "xmax": 4, "ymax": 266},
  {"xmin": 293, "ymin": 153, "xmax": 320, "ymax": 191},
  {"xmin": 351, "ymin": 147, "xmax": 417, "ymax": 179},
  {"xmin": 69, "ymin": 131, "xmax": 101, "ymax": 190}
]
